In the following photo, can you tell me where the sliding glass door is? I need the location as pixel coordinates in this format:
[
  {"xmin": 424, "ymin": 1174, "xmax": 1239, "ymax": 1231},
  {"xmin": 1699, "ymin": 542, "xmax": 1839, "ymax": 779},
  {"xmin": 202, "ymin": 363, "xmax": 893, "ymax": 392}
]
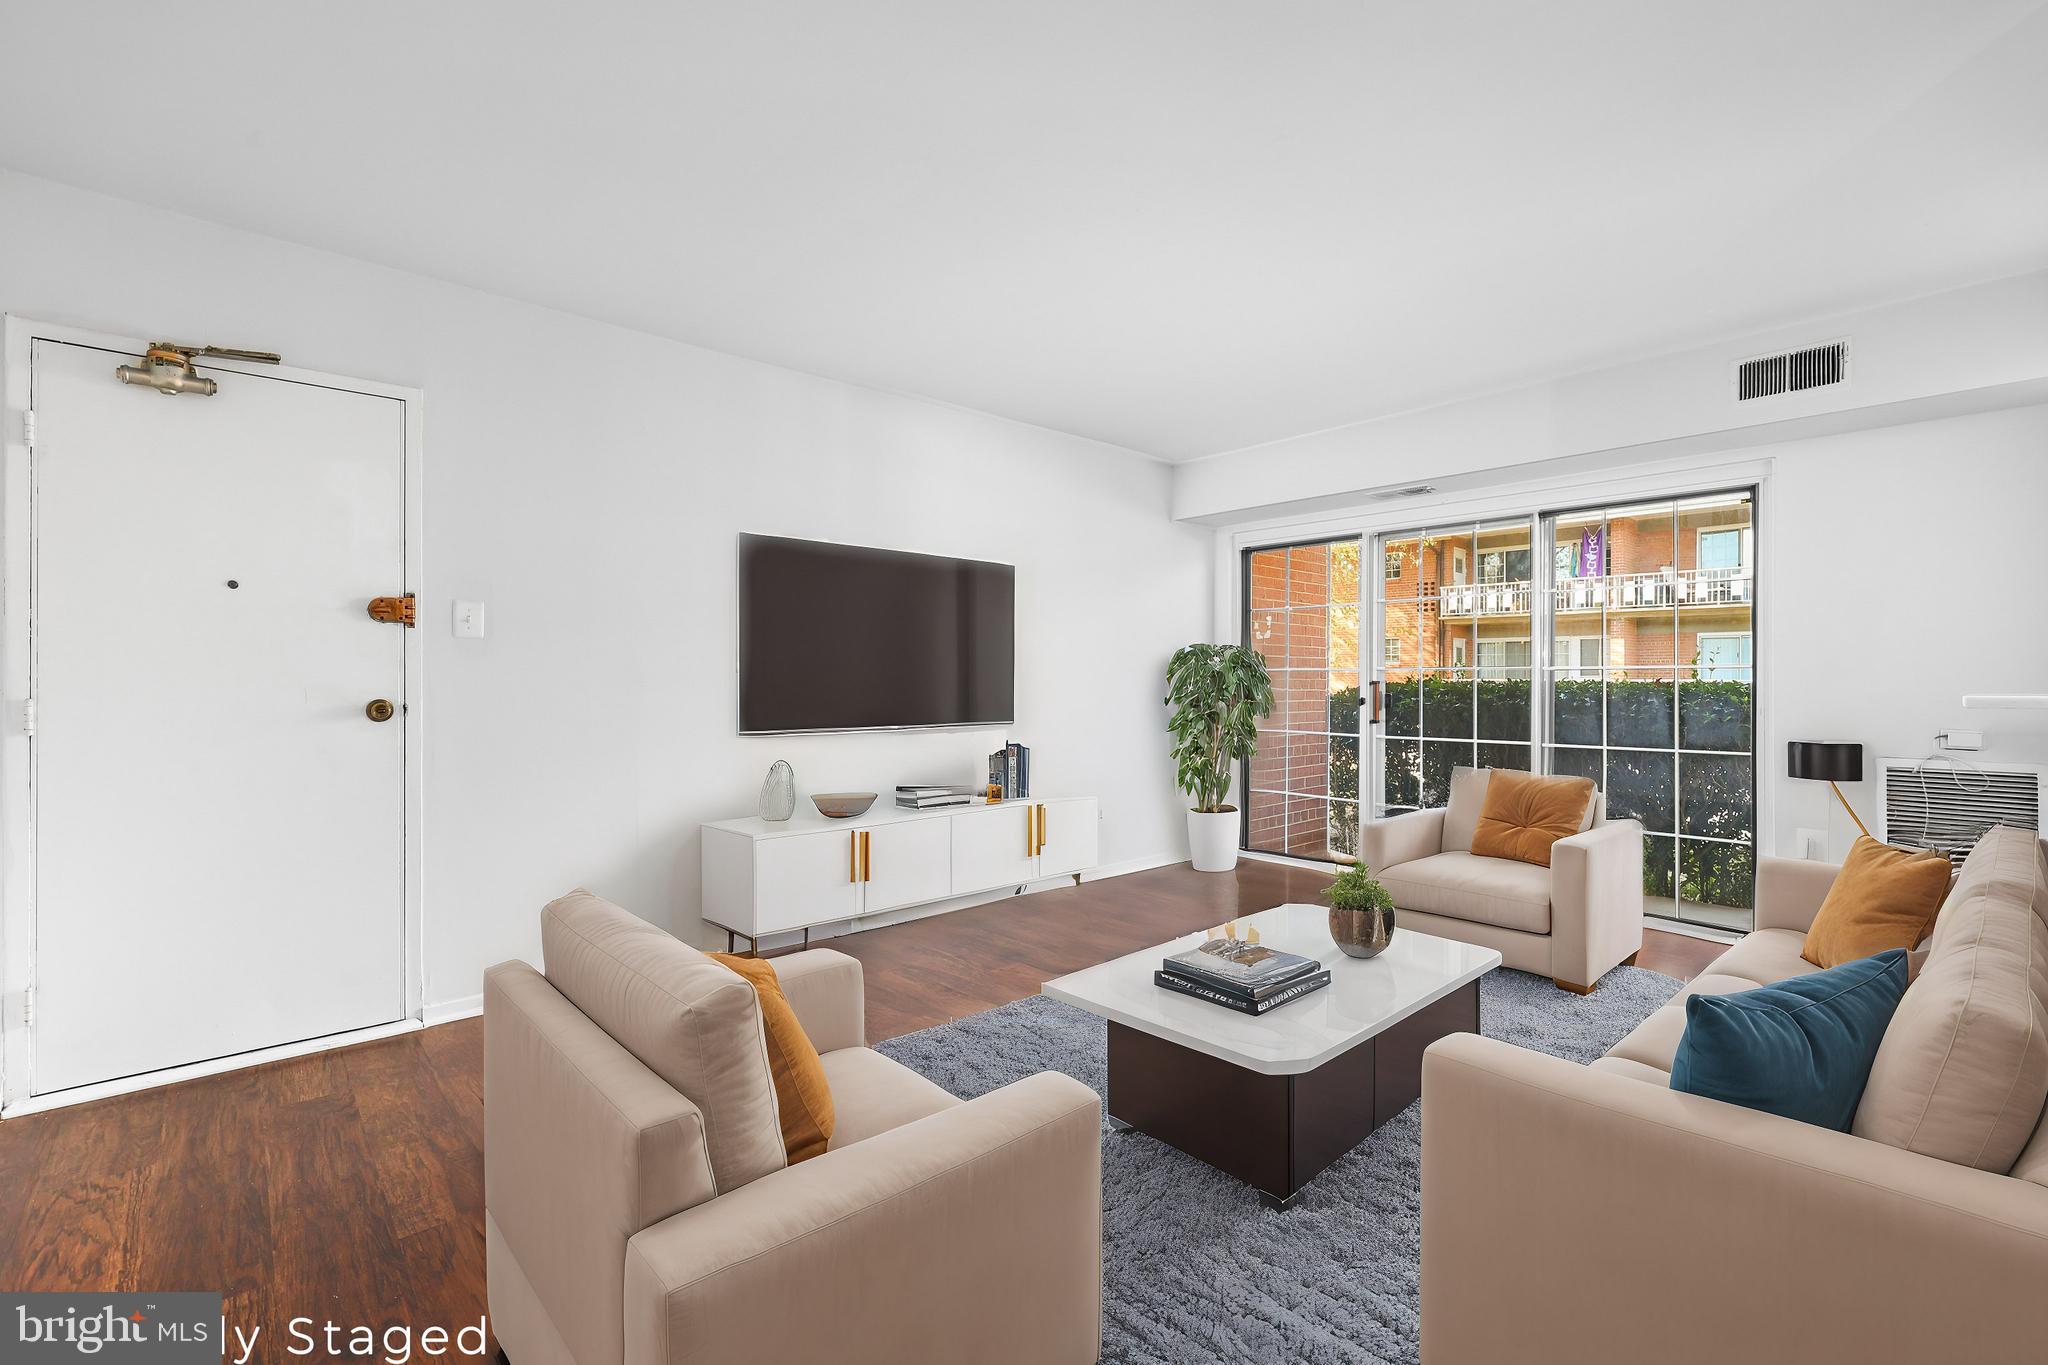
[
  {"xmin": 1244, "ymin": 485, "xmax": 1757, "ymax": 929},
  {"xmin": 1243, "ymin": 538, "xmax": 1362, "ymax": 861},
  {"xmin": 1374, "ymin": 520, "xmax": 1536, "ymax": 818},
  {"xmin": 1546, "ymin": 492, "xmax": 1756, "ymax": 930}
]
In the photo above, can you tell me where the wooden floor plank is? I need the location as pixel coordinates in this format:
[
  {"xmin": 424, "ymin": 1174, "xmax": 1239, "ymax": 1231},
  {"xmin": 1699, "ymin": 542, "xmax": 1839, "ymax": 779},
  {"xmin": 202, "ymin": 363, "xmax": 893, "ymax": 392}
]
[{"xmin": 0, "ymin": 859, "xmax": 1719, "ymax": 1348}]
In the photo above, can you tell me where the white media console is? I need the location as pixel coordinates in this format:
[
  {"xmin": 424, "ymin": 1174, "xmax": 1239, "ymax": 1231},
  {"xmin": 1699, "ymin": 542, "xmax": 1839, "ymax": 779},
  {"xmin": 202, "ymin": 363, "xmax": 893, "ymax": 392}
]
[{"xmin": 701, "ymin": 796, "xmax": 1099, "ymax": 951}]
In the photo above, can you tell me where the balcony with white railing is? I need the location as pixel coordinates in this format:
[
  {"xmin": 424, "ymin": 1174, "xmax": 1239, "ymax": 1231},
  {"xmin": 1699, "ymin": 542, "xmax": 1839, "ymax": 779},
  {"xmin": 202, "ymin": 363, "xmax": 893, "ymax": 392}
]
[
  {"xmin": 1438, "ymin": 566, "xmax": 1752, "ymax": 617},
  {"xmin": 1436, "ymin": 579, "xmax": 1533, "ymax": 618}
]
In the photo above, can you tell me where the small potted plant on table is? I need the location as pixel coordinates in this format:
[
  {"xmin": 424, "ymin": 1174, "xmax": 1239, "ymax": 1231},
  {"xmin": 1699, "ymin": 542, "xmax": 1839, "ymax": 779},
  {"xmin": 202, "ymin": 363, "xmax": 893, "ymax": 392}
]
[
  {"xmin": 1163, "ymin": 642, "xmax": 1274, "ymax": 873},
  {"xmin": 1324, "ymin": 862, "xmax": 1396, "ymax": 958}
]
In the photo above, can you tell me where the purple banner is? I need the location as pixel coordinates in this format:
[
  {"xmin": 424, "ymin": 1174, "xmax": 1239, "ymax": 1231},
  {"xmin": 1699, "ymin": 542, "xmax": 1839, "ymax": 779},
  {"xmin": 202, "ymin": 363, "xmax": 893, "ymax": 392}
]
[{"xmin": 1576, "ymin": 526, "xmax": 1606, "ymax": 577}]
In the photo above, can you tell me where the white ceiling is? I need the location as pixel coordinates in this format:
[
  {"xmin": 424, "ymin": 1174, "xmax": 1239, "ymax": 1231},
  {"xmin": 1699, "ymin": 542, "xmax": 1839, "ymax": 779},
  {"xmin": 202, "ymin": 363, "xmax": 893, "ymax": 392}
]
[{"xmin": 3, "ymin": 1, "xmax": 2045, "ymax": 460}]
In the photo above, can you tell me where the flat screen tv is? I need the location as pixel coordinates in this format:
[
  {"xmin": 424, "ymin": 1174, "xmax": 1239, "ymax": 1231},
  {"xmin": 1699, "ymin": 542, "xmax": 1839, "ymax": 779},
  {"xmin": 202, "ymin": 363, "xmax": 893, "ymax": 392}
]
[{"xmin": 736, "ymin": 534, "xmax": 1015, "ymax": 734}]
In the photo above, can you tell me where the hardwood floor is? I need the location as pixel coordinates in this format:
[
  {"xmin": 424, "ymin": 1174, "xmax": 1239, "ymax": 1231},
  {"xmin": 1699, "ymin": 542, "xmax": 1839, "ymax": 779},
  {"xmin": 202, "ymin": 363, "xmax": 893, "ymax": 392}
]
[
  {"xmin": 0, "ymin": 860, "xmax": 1721, "ymax": 1348},
  {"xmin": 822, "ymin": 858, "xmax": 1725, "ymax": 1037}
]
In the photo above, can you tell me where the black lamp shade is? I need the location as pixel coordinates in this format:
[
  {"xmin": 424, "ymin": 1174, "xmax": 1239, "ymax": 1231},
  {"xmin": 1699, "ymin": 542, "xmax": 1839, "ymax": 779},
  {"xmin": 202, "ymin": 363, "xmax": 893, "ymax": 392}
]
[{"xmin": 1788, "ymin": 741, "xmax": 1863, "ymax": 784}]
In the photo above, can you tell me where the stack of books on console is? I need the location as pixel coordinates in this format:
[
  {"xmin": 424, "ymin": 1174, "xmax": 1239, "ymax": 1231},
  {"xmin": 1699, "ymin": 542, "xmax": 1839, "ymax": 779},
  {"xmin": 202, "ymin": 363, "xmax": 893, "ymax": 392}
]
[
  {"xmin": 896, "ymin": 784, "xmax": 980, "ymax": 810},
  {"xmin": 1154, "ymin": 933, "xmax": 1330, "ymax": 1015}
]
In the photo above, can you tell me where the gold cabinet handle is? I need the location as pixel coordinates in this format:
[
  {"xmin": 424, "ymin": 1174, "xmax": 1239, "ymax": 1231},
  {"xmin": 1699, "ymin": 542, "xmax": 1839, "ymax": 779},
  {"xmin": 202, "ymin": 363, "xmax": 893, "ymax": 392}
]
[
  {"xmin": 849, "ymin": 830, "xmax": 859, "ymax": 883},
  {"xmin": 861, "ymin": 829, "xmax": 872, "ymax": 882},
  {"xmin": 1037, "ymin": 804, "xmax": 1048, "ymax": 850}
]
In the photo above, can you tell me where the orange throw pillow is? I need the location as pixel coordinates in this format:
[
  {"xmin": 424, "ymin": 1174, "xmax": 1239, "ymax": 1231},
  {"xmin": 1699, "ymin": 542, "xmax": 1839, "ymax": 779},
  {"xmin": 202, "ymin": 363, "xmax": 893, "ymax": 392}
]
[
  {"xmin": 1801, "ymin": 836, "xmax": 1952, "ymax": 969},
  {"xmin": 1469, "ymin": 769, "xmax": 1596, "ymax": 867},
  {"xmin": 712, "ymin": 953, "xmax": 835, "ymax": 1162}
]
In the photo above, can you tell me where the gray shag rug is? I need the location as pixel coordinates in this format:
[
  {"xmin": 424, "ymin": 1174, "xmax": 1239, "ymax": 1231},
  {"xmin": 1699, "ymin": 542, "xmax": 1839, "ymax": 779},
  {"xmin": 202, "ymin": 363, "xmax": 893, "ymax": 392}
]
[{"xmin": 876, "ymin": 963, "xmax": 1680, "ymax": 1365}]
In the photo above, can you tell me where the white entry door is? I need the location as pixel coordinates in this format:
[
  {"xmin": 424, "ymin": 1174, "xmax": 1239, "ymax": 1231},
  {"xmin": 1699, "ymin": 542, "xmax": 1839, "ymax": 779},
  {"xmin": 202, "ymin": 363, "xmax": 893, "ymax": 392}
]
[{"xmin": 22, "ymin": 336, "xmax": 412, "ymax": 1097}]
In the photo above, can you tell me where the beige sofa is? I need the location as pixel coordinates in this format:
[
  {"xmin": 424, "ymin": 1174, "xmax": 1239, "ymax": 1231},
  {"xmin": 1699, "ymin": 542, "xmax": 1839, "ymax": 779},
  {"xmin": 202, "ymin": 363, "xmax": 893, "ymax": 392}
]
[
  {"xmin": 1363, "ymin": 766, "xmax": 1644, "ymax": 992},
  {"xmin": 1421, "ymin": 827, "xmax": 2048, "ymax": 1365},
  {"xmin": 484, "ymin": 890, "xmax": 1104, "ymax": 1365}
]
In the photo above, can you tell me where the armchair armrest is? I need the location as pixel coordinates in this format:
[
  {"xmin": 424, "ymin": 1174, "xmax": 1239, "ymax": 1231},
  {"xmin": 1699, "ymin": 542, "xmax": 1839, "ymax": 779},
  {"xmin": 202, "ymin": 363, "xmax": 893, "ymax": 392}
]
[
  {"xmin": 1421, "ymin": 1034, "xmax": 2048, "ymax": 1365},
  {"xmin": 484, "ymin": 962, "xmax": 718, "ymax": 1365},
  {"xmin": 624, "ymin": 1071, "xmax": 1103, "ymax": 1365},
  {"xmin": 1755, "ymin": 854, "xmax": 1839, "ymax": 934},
  {"xmin": 1547, "ymin": 818, "xmax": 1643, "ymax": 990},
  {"xmin": 769, "ymin": 947, "xmax": 865, "ymax": 1052},
  {"xmin": 1363, "ymin": 806, "xmax": 1446, "ymax": 872}
]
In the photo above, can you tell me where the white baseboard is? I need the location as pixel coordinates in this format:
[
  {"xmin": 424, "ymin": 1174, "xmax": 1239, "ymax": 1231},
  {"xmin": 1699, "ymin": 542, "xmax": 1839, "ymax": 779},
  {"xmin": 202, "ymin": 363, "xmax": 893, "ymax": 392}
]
[
  {"xmin": 1082, "ymin": 851, "xmax": 1183, "ymax": 881},
  {"xmin": 0, "ymin": 1018, "xmax": 425, "ymax": 1119},
  {"xmin": 424, "ymin": 993, "xmax": 484, "ymax": 1027},
  {"xmin": 1238, "ymin": 848, "xmax": 1342, "ymax": 873},
  {"xmin": 1643, "ymin": 917, "xmax": 1743, "ymax": 944}
]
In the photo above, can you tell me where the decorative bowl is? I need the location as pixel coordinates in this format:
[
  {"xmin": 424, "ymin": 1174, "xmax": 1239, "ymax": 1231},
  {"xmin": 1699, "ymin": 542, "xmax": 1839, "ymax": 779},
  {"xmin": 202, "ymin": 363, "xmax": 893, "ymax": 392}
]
[{"xmin": 811, "ymin": 792, "xmax": 878, "ymax": 819}]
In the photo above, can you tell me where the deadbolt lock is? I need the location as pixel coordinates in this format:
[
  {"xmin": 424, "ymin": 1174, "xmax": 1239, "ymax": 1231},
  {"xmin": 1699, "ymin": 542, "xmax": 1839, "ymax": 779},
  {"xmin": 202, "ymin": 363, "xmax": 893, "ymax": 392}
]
[
  {"xmin": 368, "ymin": 594, "xmax": 417, "ymax": 627},
  {"xmin": 365, "ymin": 699, "xmax": 396, "ymax": 723}
]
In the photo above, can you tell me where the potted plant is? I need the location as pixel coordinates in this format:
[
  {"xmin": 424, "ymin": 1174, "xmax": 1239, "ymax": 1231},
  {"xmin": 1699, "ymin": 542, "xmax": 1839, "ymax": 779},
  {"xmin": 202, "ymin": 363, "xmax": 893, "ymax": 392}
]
[
  {"xmin": 1322, "ymin": 862, "xmax": 1396, "ymax": 958},
  {"xmin": 1163, "ymin": 642, "xmax": 1274, "ymax": 873}
]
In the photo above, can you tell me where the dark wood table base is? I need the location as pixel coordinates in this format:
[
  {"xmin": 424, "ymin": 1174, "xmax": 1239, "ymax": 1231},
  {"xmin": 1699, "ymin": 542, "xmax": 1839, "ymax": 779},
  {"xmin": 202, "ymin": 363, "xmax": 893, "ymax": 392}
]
[{"xmin": 1105, "ymin": 979, "xmax": 1481, "ymax": 1209}]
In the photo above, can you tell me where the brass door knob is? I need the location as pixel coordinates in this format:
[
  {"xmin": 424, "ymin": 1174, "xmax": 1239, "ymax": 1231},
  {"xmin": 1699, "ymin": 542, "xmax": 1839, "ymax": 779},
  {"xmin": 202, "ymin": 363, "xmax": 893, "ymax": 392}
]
[{"xmin": 365, "ymin": 698, "xmax": 396, "ymax": 722}]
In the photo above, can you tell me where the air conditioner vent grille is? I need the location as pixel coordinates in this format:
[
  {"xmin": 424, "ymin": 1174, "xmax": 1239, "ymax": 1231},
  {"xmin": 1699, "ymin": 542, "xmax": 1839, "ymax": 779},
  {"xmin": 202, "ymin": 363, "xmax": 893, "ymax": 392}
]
[
  {"xmin": 1737, "ymin": 340, "xmax": 1847, "ymax": 401},
  {"xmin": 1879, "ymin": 758, "xmax": 2040, "ymax": 865}
]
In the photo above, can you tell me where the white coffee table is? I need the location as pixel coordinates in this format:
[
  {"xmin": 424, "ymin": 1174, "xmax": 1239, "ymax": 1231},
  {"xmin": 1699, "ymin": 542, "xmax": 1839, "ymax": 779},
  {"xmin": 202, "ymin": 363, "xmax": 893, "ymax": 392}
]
[{"xmin": 1042, "ymin": 903, "xmax": 1500, "ymax": 1208}]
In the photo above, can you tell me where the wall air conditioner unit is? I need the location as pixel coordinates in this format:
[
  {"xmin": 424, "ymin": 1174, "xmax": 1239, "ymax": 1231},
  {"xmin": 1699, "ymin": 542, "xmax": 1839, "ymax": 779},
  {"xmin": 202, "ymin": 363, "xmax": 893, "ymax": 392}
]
[{"xmin": 1878, "ymin": 756, "xmax": 2042, "ymax": 865}]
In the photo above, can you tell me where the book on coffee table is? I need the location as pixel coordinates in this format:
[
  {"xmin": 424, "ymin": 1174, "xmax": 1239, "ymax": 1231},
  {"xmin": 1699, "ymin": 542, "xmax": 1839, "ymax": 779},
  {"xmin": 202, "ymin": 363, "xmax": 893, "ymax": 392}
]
[
  {"xmin": 1153, "ymin": 968, "xmax": 1331, "ymax": 1014},
  {"xmin": 1161, "ymin": 936, "xmax": 1320, "ymax": 1001}
]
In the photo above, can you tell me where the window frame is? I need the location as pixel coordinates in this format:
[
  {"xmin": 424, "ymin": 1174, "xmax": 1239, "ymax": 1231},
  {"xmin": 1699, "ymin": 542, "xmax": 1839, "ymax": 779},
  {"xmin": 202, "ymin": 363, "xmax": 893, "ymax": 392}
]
[{"xmin": 1234, "ymin": 477, "xmax": 1761, "ymax": 932}]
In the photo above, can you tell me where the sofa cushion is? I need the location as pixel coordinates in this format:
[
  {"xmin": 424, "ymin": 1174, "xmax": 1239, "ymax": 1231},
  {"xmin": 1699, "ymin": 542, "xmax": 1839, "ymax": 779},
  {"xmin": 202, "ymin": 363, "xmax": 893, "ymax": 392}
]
[
  {"xmin": 820, "ymin": 1046, "xmax": 960, "ymax": 1149},
  {"xmin": 1801, "ymin": 836, "xmax": 1952, "ymax": 968},
  {"xmin": 1378, "ymin": 850, "xmax": 1552, "ymax": 935},
  {"xmin": 1607, "ymin": 1002, "xmax": 1690, "ymax": 1073},
  {"xmin": 1852, "ymin": 827, "xmax": 2048, "ymax": 1172},
  {"xmin": 1469, "ymin": 770, "xmax": 1596, "ymax": 868},
  {"xmin": 713, "ymin": 953, "xmax": 836, "ymax": 1163},
  {"xmin": 1671, "ymin": 950, "xmax": 1909, "ymax": 1130},
  {"xmin": 2010, "ymin": 1106, "xmax": 2048, "ymax": 1189},
  {"xmin": 1443, "ymin": 766, "xmax": 1493, "ymax": 853},
  {"xmin": 1605, "ymin": 974, "xmax": 1759, "ymax": 1074},
  {"xmin": 1700, "ymin": 927, "xmax": 1818, "ymax": 990},
  {"xmin": 1589, "ymin": 1055, "xmax": 1673, "ymax": 1086},
  {"xmin": 541, "ymin": 889, "xmax": 786, "ymax": 1193}
]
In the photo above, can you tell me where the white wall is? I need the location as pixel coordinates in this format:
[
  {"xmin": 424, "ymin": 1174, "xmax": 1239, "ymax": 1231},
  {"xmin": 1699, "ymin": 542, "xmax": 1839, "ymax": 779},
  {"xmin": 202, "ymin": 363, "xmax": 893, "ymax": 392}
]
[
  {"xmin": 1764, "ymin": 404, "xmax": 2048, "ymax": 859},
  {"xmin": 1175, "ymin": 270, "xmax": 2048, "ymax": 524},
  {"xmin": 0, "ymin": 169, "xmax": 1212, "ymax": 1013}
]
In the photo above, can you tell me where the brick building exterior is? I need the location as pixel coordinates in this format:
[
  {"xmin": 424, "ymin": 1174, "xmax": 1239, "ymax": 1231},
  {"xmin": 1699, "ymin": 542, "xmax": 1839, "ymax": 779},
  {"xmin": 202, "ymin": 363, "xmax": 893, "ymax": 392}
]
[{"xmin": 1245, "ymin": 499, "xmax": 1752, "ymax": 865}]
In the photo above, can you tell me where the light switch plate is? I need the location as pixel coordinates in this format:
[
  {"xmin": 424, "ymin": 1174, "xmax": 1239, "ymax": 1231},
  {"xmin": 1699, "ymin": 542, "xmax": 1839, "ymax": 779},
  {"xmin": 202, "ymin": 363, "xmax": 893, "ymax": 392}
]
[{"xmin": 453, "ymin": 600, "xmax": 486, "ymax": 639}]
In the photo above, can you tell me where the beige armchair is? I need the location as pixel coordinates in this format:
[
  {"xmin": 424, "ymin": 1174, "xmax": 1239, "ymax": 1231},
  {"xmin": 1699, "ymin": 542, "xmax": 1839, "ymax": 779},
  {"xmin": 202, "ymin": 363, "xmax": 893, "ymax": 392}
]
[
  {"xmin": 484, "ymin": 891, "xmax": 1103, "ymax": 1365},
  {"xmin": 1362, "ymin": 766, "xmax": 1643, "ymax": 992}
]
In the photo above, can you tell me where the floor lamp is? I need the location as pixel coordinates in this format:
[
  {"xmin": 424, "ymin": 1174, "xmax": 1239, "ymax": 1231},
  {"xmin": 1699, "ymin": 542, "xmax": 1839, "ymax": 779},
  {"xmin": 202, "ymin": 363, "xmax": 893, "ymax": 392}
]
[{"xmin": 1788, "ymin": 741, "xmax": 1870, "ymax": 842}]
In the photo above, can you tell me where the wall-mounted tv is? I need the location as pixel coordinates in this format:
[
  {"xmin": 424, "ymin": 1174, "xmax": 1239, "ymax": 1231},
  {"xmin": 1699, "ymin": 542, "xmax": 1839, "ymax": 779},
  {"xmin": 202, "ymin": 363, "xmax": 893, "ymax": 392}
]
[{"xmin": 736, "ymin": 534, "xmax": 1015, "ymax": 734}]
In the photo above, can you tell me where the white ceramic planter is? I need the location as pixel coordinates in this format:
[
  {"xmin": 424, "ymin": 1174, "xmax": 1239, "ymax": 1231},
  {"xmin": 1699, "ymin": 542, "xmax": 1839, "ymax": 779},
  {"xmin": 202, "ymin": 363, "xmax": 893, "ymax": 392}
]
[{"xmin": 1187, "ymin": 808, "xmax": 1241, "ymax": 873}]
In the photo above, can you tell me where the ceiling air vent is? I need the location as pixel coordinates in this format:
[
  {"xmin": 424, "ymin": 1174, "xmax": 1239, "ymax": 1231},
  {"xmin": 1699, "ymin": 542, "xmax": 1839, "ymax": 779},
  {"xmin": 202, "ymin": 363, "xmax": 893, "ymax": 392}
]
[
  {"xmin": 1367, "ymin": 484, "xmax": 1438, "ymax": 501},
  {"xmin": 1735, "ymin": 339, "xmax": 1848, "ymax": 401}
]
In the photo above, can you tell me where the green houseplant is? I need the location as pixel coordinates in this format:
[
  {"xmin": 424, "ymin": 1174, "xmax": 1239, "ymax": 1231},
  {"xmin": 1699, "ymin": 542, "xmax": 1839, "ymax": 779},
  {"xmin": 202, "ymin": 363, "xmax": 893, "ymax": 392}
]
[
  {"xmin": 1163, "ymin": 642, "xmax": 1275, "ymax": 872},
  {"xmin": 1322, "ymin": 861, "xmax": 1396, "ymax": 958}
]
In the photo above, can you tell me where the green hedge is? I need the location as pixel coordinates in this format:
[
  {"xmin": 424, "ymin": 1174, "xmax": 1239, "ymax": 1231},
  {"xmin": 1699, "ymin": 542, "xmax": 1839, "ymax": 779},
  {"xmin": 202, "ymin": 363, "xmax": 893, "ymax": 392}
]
[{"xmin": 1308, "ymin": 679, "xmax": 1754, "ymax": 909}]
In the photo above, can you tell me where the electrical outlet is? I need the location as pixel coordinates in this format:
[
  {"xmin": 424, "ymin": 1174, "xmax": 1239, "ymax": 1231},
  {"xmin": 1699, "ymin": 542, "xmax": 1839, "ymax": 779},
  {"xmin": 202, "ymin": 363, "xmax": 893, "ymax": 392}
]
[
  {"xmin": 1796, "ymin": 827, "xmax": 1828, "ymax": 861},
  {"xmin": 1936, "ymin": 729, "xmax": 1983, "ymax": 751}
]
